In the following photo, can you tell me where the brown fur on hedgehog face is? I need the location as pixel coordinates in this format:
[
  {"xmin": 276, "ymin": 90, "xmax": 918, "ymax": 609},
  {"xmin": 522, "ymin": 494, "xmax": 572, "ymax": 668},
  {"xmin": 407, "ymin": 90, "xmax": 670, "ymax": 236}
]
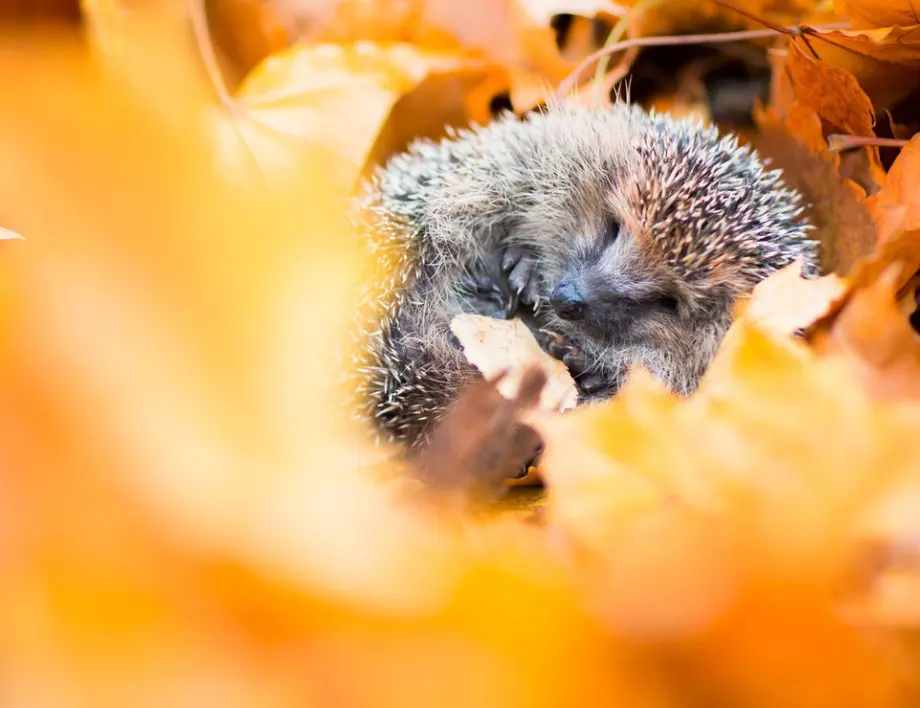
[
  {"xmin": 526, "ymin": 176, "xmax": 740, "ymax": 363},
  {"xmin": 513, "ymin": 109, "xmax": 816, "ymax": 389}
]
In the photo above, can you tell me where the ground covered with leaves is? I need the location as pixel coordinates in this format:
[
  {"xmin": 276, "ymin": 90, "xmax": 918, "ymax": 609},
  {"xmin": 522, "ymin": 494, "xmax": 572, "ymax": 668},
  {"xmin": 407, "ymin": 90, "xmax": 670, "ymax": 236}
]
[{"xmin": 1, "ymin": 0, "xmax": 920, "ymax": 706}]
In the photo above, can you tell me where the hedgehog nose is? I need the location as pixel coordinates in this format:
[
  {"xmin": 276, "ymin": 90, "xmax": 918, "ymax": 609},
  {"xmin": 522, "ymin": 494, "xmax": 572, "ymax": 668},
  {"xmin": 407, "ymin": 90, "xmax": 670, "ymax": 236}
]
[{"xmin": 550, "ymin": 281, "xmax": 587, "ymax": 320}]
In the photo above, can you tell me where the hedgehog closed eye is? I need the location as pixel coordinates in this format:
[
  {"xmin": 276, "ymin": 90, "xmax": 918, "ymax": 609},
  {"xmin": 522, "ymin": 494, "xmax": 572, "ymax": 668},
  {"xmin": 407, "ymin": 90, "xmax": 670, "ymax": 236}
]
[
  {"xmin": 654, "ymin": 294, "xmax": 679, "ymax": 313},
  {"xmin": 604, "ymin": 215, "xmax": 620, "ymax": 245}
]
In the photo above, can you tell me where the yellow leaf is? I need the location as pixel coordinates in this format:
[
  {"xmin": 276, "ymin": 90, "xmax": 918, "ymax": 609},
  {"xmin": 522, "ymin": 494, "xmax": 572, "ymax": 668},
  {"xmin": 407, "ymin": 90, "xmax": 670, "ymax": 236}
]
[
  {"xmin": 735, "ymin": 260, "xmax": 847, "ymax": 338},
  {"xmin": 225, "ymin": 42, "xmax": 507, "ymax": 182},
  {"xmin": 534, "ymin": 320, "xmax": 920, "ymax": 703}
]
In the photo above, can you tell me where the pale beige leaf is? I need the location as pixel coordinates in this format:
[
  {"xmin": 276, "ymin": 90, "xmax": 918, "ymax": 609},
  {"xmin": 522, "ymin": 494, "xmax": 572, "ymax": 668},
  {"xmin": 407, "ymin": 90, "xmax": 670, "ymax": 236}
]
[{"xmin": 450, "ymin": 314, "xmax": 578, "ymax": 412}]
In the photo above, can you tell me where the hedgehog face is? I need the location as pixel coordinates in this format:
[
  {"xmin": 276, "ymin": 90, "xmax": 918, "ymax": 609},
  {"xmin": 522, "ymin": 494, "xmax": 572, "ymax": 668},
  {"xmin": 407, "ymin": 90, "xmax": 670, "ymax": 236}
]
[{"xmin": 545, "ymin": 210, "xmax": 735, "ymax": 352}]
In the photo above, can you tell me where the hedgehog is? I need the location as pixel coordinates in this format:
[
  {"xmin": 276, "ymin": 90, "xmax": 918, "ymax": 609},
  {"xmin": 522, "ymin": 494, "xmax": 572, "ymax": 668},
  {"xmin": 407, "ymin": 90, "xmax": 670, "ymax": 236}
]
[{"xmin": 349, "ymin": 101, "xmax": 818, "ymax": 470}]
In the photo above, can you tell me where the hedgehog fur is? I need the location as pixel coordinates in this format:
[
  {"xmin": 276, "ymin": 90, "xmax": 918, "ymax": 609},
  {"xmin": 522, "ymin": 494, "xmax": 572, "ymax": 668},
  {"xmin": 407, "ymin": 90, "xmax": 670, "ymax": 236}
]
[{"xmin": 349, "ymin": 101, "xmax": 818, "ymax": 454}]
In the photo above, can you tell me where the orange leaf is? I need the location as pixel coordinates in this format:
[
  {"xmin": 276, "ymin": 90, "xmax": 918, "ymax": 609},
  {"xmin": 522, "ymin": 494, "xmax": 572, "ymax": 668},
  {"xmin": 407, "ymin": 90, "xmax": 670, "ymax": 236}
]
[
  {"xmin": 534, "ymin": 321, "xmax": 920, "ymax": 704},
  {"xmin": 752, "ymin": 102, "xmax": 878, "ymax": 276},
  {"xmin": 799, "ymin": 25, "xmax": 920, "ymax": 110},
  {"xmin": 836, "ymin": 0, "xmax": 920, "ymax": 29},
  {"xmin": 811, "ymin": 264, "xmax": 920, "ymax": 399},
  {"xmin": 867, "ymin": 134, "xmax": 920, "ymax": 239},
  {"xmin": 785, "ymin": 39, "xmax": 876, "ymax": 136}
]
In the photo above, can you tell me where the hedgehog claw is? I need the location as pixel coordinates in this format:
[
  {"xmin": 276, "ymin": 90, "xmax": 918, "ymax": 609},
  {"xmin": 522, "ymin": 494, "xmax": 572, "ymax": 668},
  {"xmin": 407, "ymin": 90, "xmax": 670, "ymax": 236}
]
[
  {"xmin": 503, "ymin": 245, "xmax": 540, "ymax": 307},
  {"xmin": 547, "ymin": 340, "xmax": 570, "ymax": 361},
  {"xmin": 562, "ymin": 346, "xmax": 587, "ymax": 375},
  {"xmin": 543, "ymin": 335, "xmax": 603, "ymax": 391}
]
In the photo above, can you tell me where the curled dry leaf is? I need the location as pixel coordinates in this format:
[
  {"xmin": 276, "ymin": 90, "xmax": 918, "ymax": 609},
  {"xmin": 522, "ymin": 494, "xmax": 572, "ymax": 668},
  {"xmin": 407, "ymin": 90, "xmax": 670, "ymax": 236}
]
[
  {"xmin": 810, "ymin": 263, "xmax": 920, "ymax": 400},
  {"xmin": 414, "ymin": 367, "xmax": 547, "ymax": 501},
  {"xmin": 450, "ymin": 314, "xmax": 578, "ymax": 413}
]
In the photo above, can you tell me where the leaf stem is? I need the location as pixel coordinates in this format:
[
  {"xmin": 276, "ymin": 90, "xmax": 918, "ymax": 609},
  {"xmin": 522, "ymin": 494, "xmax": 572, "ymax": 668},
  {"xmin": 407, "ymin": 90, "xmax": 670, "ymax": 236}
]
[
  {"xmin": 556, "ymin": 28, "xmax": 782, "ymax": 100},
  {"xmin": 827, "ymin": 134, "xmax": 910, "ymax": 151}
]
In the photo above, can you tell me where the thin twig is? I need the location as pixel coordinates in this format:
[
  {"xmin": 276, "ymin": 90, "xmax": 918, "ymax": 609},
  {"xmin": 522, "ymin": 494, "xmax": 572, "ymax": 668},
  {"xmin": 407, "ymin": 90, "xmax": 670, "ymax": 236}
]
[
  {"xmin": 711, "ymin": 0, "xmax": 800, "ymax": 35},
  {"xmin": 710, "ymin": 0, "xmax": 824, "ymax": 58},
  {"xmin": 828, "ymin": 134, "xmax": 910, "ymax": 151},
  {"xmin": 555, "ymin": 28, "xmax": 782, "ymax": 99}
]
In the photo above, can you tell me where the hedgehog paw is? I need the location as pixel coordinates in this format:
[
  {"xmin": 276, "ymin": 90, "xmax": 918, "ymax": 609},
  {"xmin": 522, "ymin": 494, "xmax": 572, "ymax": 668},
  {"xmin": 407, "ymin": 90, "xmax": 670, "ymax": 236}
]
[
  {"xmin": 542, "ymin": 334, "xmax": 615, "ymax": 397},
  {"xmin": 545, "ymin": 335, "xmax": 587, "ymax": 375},
  {"xmin": 459, "ymin": 260, "xmax": 515, "ymax": 319},
  {"xmin": 502, "ymin": 245, "xmax": 540, "ymax": 308}
]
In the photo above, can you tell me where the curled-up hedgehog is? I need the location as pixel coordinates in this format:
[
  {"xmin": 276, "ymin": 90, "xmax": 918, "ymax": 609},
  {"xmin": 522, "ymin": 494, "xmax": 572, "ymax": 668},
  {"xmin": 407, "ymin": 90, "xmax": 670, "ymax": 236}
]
[{"xmin": 350, "ymin": 102, "xmax": 818, "ymax": 472}]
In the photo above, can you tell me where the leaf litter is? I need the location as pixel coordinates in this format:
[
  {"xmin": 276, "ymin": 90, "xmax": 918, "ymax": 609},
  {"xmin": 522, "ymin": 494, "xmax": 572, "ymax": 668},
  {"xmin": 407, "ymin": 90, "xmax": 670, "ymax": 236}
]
[{"xmin": 2, "ymin": 0, "xmax": 920, "ymax": 705}]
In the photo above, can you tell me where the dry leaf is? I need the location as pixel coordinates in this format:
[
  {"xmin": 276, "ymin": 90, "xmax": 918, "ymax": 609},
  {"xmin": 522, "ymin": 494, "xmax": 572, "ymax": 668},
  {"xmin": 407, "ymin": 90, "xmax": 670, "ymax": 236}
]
[
  {"xmin": 533, "ymin": 320, "xmax": 920, "ymax": 704},
  {"xmin": 752, "ymin": 103, "xmax": 878, "ymax": 276},
  {"xmin": 800, "ymin": 26, "xmax": 920, "ymax": 110},
  {"xmin": 785, "ymin": 40, "xmax": 876, "ymax": 136},
  {"xmin": 450, "ymin": 314, "xmax": 578, "ymax": 413},
  {"xmin": 811, "ymin": 264, "xmax": 920, "ymax": 399},
  {"xmin": 414, "ymin": 367, "xmax": 547, "ymax": 499},
  {"xmin": 836, "ymin": 0, "xmax": 920, "ymax": 29},
  {"xmin": 220, "ymin": 42, "xmax": 507, "ymax": 184},
  {"xmin": 867, "ymin": 134, "xmax": 920, "ymax": 239},
  {"xmin": 735, "ymin": 260, "xmax": 847, "ymax": 337}
]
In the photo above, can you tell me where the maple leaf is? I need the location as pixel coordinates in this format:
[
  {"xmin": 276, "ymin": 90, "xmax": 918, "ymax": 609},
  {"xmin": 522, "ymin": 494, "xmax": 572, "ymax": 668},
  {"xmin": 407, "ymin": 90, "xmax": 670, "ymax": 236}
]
[{"xmin": 223, "ymin": 41, "xmax": 507, "ymax": 183}]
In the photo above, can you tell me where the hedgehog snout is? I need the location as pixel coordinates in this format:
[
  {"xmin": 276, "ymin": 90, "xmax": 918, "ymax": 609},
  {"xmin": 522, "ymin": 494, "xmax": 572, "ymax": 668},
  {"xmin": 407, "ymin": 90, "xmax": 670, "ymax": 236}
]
[{"xmin": 550, "ymin": 280, "xmax": 587, "ymax": 321}]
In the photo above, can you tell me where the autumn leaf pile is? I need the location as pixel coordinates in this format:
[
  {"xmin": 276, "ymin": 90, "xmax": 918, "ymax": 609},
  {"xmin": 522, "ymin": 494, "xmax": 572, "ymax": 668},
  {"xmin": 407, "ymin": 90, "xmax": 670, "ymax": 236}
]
[{"xmin": 1, "ymin": 1, "xmax": 920, "ymax": 706}]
